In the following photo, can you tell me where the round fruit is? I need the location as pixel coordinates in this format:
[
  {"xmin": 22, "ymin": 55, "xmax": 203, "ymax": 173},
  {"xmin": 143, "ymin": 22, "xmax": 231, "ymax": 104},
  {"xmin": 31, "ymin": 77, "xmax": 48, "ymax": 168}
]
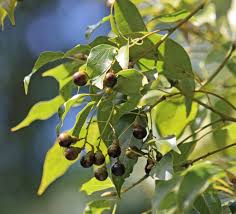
[
  {"xmin": 80, "ymin": 151, "xmax": 95, "ymax": 168},
  {"xmin": 145, "ymin": 159, "xmax": 155, "ymax": 174},
  {"xmin": 133, "ymin": 124, "xmax": 147, "ymax": 139},
  {"xmin": 108, "ymin": 141, "xmax": 121, "ymax": 158},
  {"xmin": 111, "ymin": 162, "xmax": 125, "ymax": 176},
  {"xmin": 156, "ymin": 151, "xmax": 163, "ymax": 162},
  {"xmin": 64, "ymin": 147, "xmax": 80, "ymax": 161},
  {"xmin": 58, "ymin": 132, "xmax": 73, "ymax": 147},
  {"xmin": 94, "ymin": 167, "xmax": 108, "ymax": 181},
  {"xmin": 94, "ymin": 150, "xmax": 105, "ymax": 166},
  {"xmin": 73, "ymin": 71, "xmax": 88, "ymax": 86},
  {"xmin": 103, "ymin": 71, "xmax": 117, "ymax": 88}
]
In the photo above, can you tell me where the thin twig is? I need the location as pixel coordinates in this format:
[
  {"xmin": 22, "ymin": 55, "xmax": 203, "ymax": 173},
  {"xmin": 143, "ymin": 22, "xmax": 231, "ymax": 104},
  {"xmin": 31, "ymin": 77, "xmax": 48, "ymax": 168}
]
[
  {"xmin": 183, "ymin": 142, "xmax": 236, "ymax": 167},
  {"xmin": 202, "ymin": 43, "xmax": 236, "ymax": 87},
  {"xmin": 178, "ymin": 118, "xmax": 223, "ymax": 146}
]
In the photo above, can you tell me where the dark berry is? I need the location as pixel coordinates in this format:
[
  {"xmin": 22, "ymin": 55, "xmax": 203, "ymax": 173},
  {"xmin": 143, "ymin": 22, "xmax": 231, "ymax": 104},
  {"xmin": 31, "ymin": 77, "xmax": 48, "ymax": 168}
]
[
  {"xmin": 125, "ymin": 146, "xmax": 141, "ymax": 159},
  {"xmin": 133, "ymin": 124, "xmax": 147, "ymax": 139},
  {"xmin": 80, "ymin": 151, "xmax": 95, "ymax": 168},
  {"xmin": 94, "ymin": 150, "xmax": 105, "ymax": 166},
  {"xmin": 64, "ymin": 147, "xmax": 81, "ymax": 161},
  {"xmin": 94, "ymin": 167, "xmax": 108, "ymax": 181},
  {"xmin": 73, "ymin": 71, "xmax": 88, "ymax": 86},
  {"xmin": 156, "ymin": 151, "xmax": 163, "ymax": 162},
  {"xmin": 111, "ymin": 162, "xmax": 125, "ymax": 176},
  {"xmin": 58, "ymin": 132, "xmax": 73, "ymax": 147},
  {"xmin": 145, "ymin": 159, "xmax": 155, "ymax": 174},
  {"xmin": 108, "ymin": 140, "xmax": 121, "ymax": 158},
  {"xmin": 103, "ymin": 71, "xmax": 117, "ymax": 88}
]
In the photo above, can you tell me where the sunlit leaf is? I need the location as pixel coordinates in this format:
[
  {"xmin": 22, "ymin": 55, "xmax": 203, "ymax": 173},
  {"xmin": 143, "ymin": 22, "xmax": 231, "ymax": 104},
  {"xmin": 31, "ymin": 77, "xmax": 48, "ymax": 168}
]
[
  {"xmin": 115, "ymin": 43, "xmax": 129, "ymax": 69},
  {"xmin": 0, "ymin": 0, "xmax": 17, "ymax": 29},
  {"xmin": 80, "ymin": 177, "xmax": 114, "ymax": 196}
]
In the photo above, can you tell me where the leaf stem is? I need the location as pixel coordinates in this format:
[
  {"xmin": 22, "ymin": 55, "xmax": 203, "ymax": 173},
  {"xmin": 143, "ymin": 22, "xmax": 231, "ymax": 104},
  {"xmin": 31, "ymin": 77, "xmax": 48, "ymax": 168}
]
[{"xmin": 202, "ymin": 43, "xmax": 236, "ymax": 87}]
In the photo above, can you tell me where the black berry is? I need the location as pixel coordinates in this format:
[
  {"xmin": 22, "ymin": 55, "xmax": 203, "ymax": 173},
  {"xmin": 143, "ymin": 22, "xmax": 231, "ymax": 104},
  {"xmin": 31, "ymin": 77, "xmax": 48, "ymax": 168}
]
[
  {"xmin": 145, "ymin": 159, "xmax": 155, "ymax": 174},
  {"xmin": 94, "ymin": 150, "xmax": 105, "ymax": 166},
  {"xmin": 156, "ymin": 151, "xmax": 163, "ymax": 162},
  {"xmin": 73, "ymin": 71, "xmax": 88, "ymax": 86},
  {"xmin": 108, "ymin": 140, "xmax": 121, "ymax": 158},
  {"xmin": 94, "ymin": 167, "xmax": 108, "ymax": 181},
  {"xmin": 133, "ymin": 124, "xmax": 147, "ymax": 139},
  {"xmin": 58, "ymin": 132, "xmax": 73, "ymax": 147},
  {"xmin": 80, "ymin": 151, "xmax": 95, "ymax": 168},
  {"xmin": 111, "ymin": 162, "xmax": 125, "ymax": 176},
  {"xmin": 64, "ymin": 147, "xmax": 81, "ymax": 161},
  {"xmin": 103, "ymin": 71, "xmax": 117, "ymax": 88}
]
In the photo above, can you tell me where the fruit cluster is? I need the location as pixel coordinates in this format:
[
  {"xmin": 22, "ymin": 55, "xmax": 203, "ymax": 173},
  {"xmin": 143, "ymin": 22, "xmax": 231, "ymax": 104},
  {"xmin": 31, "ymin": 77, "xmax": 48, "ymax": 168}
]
[{"xmin": 56, "ymin": 68, "xmax": 162, "ymax": 181}]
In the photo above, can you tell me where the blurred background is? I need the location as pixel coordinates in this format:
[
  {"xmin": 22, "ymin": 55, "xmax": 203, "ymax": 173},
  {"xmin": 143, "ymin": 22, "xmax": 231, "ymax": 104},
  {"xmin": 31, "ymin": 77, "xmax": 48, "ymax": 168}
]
[
  {"xmin": 0, "ymin": 0, "xmax": 151, "ymax": 213},
  {"xmin": 1, "ymin": 0, "xmax": 236, "ymax": 213}
]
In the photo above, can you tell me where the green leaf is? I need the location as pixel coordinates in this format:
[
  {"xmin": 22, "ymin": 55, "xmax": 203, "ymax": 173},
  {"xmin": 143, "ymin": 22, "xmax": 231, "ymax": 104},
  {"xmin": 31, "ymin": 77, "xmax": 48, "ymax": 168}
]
[
  {"xmin": 116, "ymin": 69, "xmax": 144, "ymax": 95},
  {"xmin": 24, "ymin": 52, "xmax": 64, "ymax": 94},
  {"xmin": 56, "ymin": 94, "xmax": 89, "ymax": 135},
  {"xmin": 84, "ymin": 200, "xmax": 112, "ymax": 214},
  {"xmin": 194, "ymin": 192, "xmax": 222, "ymax": 214},
  {"xmin": 114, "ymin": 0, "xmax": 147, "ymax": 34},
  {"xmin": 150, "ymin": 153, "xmax": 174, "ymax": 181},
  {"xmin": 150, "ymin": 10, "xmax": 190, "ymax": 23},
  {"xmin": 155, "ymin": 135, "xmax": 181, "ymax": 155},
  {"xmin": 153, "ymin": 101, "xmax": 198, "ymax": 138},
  {"xmin": 152, "ymin": 176, "xmax": 181, "ymax": 213},
  {"xmin": 11, "ymin": 96, "xmax": 64, "ymax": 132},
  {"xmin": 86, "ymin": 44, "xmax": 117, "ymax": 78},
  {"xmin": 85, "ymin": 15, "xmax": 110, "ymax": 39},
  {"xmin": 112, "ymin": 114, "xmax": 143, "ymax": 195},
  {"xmin": 139, "ymin": 90, "xmax": 165, "ymax": 107},
  {"xmin": 0, "ymin": 0, "xmax": 17, "ymax": 29},
  {"xmin": 177, "ymin": 163, "xmax": 220, "ymax": 212},
  {"xmin": 115, "ymin": 43, "xmax": 129, "ymax": 69},
  {"xmin": 71, "ymin": 101, "xmax": 95, "ymax": 137},
  {"xmin": 80, "ymin": 177, "xmax": 114, "ymax": 196}
]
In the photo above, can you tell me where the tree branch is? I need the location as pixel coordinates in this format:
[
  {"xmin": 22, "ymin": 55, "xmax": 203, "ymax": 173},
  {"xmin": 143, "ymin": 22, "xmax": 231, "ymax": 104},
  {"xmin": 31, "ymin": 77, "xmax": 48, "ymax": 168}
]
[
  {"xmin": 202, "ymin": 43, "xmax": 236, "ymax": 87},
  {"xmin": 183, "ymin": 142, "xmax": 236, "ymax": 167}
]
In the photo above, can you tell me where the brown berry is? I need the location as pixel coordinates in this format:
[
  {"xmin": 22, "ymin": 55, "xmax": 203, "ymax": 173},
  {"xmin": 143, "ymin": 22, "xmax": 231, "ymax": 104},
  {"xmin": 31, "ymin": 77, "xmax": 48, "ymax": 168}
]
[
  {"xmin": 108, "ymin": 140, "xmax": 121, "ymax": 158},
  {"xmin": 73, "ymin": 71, "xmax": 88, "ymax": 86},
  {"xmin": 145, "ymin": 159, "xmax": 155, "ymax": 174},
  {"xmin": 133, "ymin": 124, "xmax": 147, "ymax": 139},
  {"xmin": 58, "ymin": 132, "xmax": 73, "ymax": 147},
  {"xmin": 64, "ymin": 147, "xmax": 81, "ymax": 161},
  {"xmin": 103, "ymin": 71, "xmax": 117, "ymax": 88},
  {"xmin": 94, "ymin": 167, "xmax": 108, "ymax": 181},
  {"xmin": 94, "ymin": 150, "xmax": 105, "ymax": 166},
  {"xmin": 111, "ymin": 162, "xmax": 125, "ymax": 176},
  {"xmin": 80, "ymin": 151, "xmax": 95, "ymax": 168}
]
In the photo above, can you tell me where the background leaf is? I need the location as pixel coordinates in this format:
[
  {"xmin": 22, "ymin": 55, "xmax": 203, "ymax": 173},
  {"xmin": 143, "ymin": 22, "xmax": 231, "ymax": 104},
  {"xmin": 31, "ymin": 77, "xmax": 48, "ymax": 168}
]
[
  {"xmin": 0, "ymin": 0, "xmax": 17, "ymax": 29},
  {"xmin": 84, "ymin": 200, "xmax": 112, "ymax": 214}
]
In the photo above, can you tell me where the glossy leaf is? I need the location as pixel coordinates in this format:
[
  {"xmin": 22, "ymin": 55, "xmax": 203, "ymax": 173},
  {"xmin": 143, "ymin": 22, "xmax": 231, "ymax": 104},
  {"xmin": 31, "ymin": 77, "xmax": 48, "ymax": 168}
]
[
  {"xmin": 84, "ymin": 200, "xmax": 111, "ymax": 214},
  {"xmin": 139, "ymin": 90, "xmax": 165, "ymax": 107},
  {"xmin": 114, "ymin": 0, "xmax": 147, "ymax": 34},
  {"xmin": 150, "ymin": 153, "xmax": 174, "ymax": 181},
  {"xmin": 194, "ymin": 192, "xmax": 222, "ymax": 214},
  {"xmin": 150, "ymin": 10, "xmax": 190, "ymax": 23},
  {"xmin": 80, "ymin": 177, "xmax": 114, "ymax": 196},
  {"xmin": 11, "ymin": 96, "xmax": 64, "ymax": 132},
  {"xmin": 115, "ymin": 43, "xmax": 129, "ymax": 69},
  {"xmin": 85, "ymin": 15, "xmax": 110, "ymax": 39},
  {"xmin": 154, "ymin": 101, "xmax": 198, "ymax": 138},
  {"xmin": 24, "ymin": 52, "xmax": 64, "ymax": 94},
  {"xmin": 177, "ymin": 163, "xmax": 220, "ymax": 212},
  {"xmin": 116, "ymin": 69, "xmax": 143, "ymax": 95},
  {"xmin": 86, "ymin": 44, "xmax": 117, "ymax": 78}
]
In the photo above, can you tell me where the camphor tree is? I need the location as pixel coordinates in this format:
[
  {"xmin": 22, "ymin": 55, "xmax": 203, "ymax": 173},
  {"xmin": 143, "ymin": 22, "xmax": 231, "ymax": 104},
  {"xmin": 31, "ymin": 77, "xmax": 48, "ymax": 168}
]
[{"xmin": 5, "ymin": 0, "xmax": 236, "ymax": 213}]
